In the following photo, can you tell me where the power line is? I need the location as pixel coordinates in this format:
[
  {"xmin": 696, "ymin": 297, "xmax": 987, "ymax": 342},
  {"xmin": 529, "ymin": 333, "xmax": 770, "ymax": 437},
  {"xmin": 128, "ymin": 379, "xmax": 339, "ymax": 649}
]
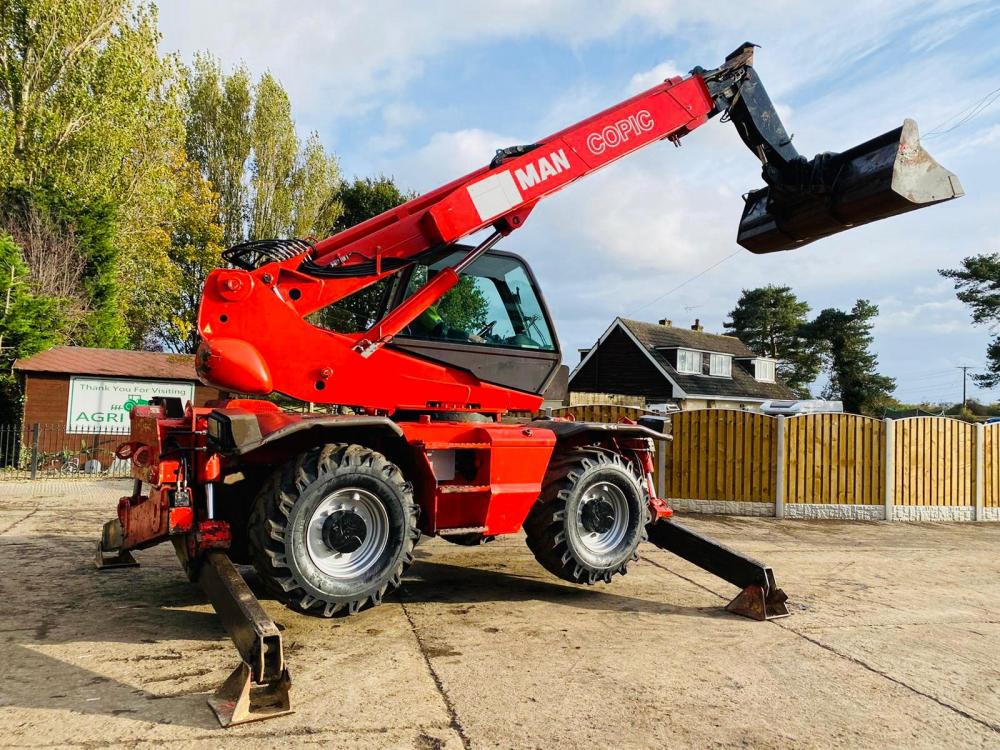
[
  {"xmin": 629, "ymin": 249, "xmax": 742, "ymax": 316},
  {"xmin": 924, "ymin": 85, "xmax": 1000, "ymax": 139},
  {"xmin": 903, "ymin": 371, "xmax": 960, "ymax": 384}
]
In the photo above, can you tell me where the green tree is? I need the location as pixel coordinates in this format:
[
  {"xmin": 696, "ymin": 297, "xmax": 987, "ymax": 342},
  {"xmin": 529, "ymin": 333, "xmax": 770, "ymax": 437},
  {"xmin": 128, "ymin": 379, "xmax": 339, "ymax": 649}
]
[
  {"xmin": 290, "ymin": 132, "xmax": 340, "ymax": 237},
  {"xmin": 724, "ymin": 285, "xmax": 821, "ymax": 397},
  {"xmin": 310, "ymin": 176, "xmax": 415, "ymax": 332},
  {"xmin": 0, "ymin": 0, "xmax": 186, "ymax": 348},
  {"xmin": 940, "ymin": 253, "xmax": 1000, "ymax": 387},
  {"xmin": 328, "ymin": 175, "xmax": 413, "ymax": 235},
  {"xmin": 1, "ymin": 186, "xmax": 123, "ymax": 346},
  {"xmin": 184, "ymin": 58, "xmax": 339, "ymax": 244},
  {"xmin": 184, "ymin": 53, "xmax": 252, "ymax": 246},
  {"xmin": 151, "ymin": 158, "xmax": 224, "ymax": 353},
  {"xmin": 802, "ymin": 299, "xmax": 896, "ymax": 415},
  {"xmin": 249, "ymin": 73, "xmax": 298, "ymax": 239},
  {"xmin": 0, "ymin": 233, "xmax": 65, "ymax": 421}
]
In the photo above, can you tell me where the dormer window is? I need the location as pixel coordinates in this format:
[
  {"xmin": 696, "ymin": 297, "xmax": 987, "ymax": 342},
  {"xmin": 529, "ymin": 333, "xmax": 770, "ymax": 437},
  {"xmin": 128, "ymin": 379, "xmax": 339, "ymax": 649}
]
[
  {"xmin": 754, "ymin": 358, "xmax": 776, "ymax": 383},
  {"xmin": 676, "ymin": 348, "xmax": 732, "ymax": 378},
  {"xmin": 709, "ymin": 353, "xmax": 732, "ymax": 377},
  {"xmin": 677, "ymin": 349, "xmax": 700, "ymax": 373}
]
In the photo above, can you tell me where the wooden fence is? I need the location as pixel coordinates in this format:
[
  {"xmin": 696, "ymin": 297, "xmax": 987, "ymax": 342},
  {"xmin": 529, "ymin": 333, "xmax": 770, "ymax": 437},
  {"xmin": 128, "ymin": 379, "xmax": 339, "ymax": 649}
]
[
  {"xmin": 784, "ymin": 413, "xmax": 884, "ymax": 505},
  {"xmin": 651, "ymin": 410, "xmax": 998, "ymax": 520},
  {"xmin": 892, "ymin": 417, "xmax": 977, "ymax": 507},
  {"xmin": 664, "ymin": 410, "xmax": 775, "ymax": 503}
]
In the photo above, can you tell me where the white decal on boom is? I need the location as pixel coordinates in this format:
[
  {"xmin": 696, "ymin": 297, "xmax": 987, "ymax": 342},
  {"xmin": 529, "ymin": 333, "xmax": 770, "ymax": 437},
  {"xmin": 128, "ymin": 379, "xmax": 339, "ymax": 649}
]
[
  {"xmin": 514, "ymin": 148, "xmax": 571, "ymax": 190},
  {"xmin": 586, "ymin": 110, "xmax": 656, "ymax": 155}
]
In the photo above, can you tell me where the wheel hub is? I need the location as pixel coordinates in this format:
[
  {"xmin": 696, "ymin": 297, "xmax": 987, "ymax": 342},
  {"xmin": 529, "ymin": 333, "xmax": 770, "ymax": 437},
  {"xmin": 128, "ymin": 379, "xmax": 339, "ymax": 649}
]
[
  {"xmin": 575, "ymin": 481, "xmax": 630, "ymax": 558},
  {"xmin": 580, "ymin": 497, "xmax": 616, "ymax": 534},
  {"xmin": 305, "ymin": 488, "xmax": 390, "ymax": 579},
  {"xmin": 321, "ymin": 509, "xmax": 368, "ymax": 553}
]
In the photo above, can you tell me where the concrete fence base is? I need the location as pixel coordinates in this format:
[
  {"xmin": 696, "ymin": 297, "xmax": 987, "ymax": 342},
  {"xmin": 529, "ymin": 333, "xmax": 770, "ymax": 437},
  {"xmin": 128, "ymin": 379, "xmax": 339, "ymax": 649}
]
[
  {"xmin": 892, "ymin": 505, "xmax": 976, "ymax": 522},
  {"xmin": 784, "ymin": 504, "xmax": 886, "ymax": 521},
  {"xmin": 668, "ymin": 499, "xmax": 776, "ymax": 517},
  {"xmin": 669, "ymin": 497, "xmax": 999, "ymax": 522}
]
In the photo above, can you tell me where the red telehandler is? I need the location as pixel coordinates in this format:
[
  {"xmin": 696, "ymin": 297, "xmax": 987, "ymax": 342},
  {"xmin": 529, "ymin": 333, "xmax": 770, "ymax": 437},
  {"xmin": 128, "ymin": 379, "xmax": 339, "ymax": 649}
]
[{"xmin": 97, "ymin": 44, "xmax": 962, "ymax": 725}]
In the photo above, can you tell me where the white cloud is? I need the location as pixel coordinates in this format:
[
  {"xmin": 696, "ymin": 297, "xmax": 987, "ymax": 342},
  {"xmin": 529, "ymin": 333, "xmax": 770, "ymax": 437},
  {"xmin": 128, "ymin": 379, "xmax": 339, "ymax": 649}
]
[
  {"xmin": 627, "ymin": 61, "xmax": 681, "ymax": 94},
  {"xmin": 157, "ymin": 0, "xmax": 980, "ymax": 123},
  {"xmin": 380, "ymin": 128, "xmax": 521, "ymax": 192}
]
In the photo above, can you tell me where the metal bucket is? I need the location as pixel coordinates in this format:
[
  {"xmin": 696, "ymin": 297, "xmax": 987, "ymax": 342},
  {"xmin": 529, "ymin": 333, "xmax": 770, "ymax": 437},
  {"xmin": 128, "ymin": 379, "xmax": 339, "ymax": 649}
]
[{"xmin": 738, "ymin": 119, "xmax": 963, "ymax": 254}]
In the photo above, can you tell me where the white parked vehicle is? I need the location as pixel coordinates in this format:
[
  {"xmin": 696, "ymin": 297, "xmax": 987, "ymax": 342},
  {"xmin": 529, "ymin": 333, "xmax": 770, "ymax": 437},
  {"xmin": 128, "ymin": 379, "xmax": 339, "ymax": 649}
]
[{"xmin": 760, "ymin": 399, "xmax": 844, "ymax": 416}]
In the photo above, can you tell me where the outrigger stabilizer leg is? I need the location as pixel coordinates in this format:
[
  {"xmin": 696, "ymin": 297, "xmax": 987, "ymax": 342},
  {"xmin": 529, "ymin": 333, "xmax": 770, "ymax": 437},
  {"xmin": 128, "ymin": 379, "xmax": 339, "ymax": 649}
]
[
  {"xmin": 177, "ymin": 546, "xmax": 292, "ymax": 726},
  {"xmin": 646, "ymin": 519, "xmax": 790, "ymax": 621}
]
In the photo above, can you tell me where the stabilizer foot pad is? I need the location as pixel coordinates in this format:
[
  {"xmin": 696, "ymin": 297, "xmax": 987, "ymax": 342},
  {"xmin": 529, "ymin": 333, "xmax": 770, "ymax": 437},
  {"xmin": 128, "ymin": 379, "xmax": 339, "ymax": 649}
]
[
  {"xmin": 208, "ymin": 662, "xmax": 292, "ymax": 727},
  {"xmin": 726, "ymin": 584, "xmax": 790, "ymax": 621},
  {"xmin": 94, "ymin": 543, "xmax": 139, "ymax": 570}
]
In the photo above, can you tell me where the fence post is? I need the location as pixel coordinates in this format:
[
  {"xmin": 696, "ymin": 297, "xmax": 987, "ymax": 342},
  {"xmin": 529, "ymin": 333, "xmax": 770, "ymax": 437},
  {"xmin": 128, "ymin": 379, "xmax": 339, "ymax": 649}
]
[
  {"xmin": 30, "ymin": 423, "xmax": 40, "ymax": 480},
  {"xmin": 975, "ymin": 422, "xmax": 985, "ymax": 522},
  {"xmin": 884, "ymin": 418, "xmax": 894, "ymax": 522},
  {"xmin": 775, "ymin": 415, "xmax": 786, "ymax": 519}
]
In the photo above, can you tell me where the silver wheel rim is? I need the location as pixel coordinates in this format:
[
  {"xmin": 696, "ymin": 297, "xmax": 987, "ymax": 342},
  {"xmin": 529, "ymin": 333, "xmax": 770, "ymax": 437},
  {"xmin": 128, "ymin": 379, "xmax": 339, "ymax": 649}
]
[
  {"xmin": 305, "ymin": 488, "xmax": 389, "ymax": 579},
  {"xmin": 575, "ymin": 481, "xmax": 630, "ymax": 558}
]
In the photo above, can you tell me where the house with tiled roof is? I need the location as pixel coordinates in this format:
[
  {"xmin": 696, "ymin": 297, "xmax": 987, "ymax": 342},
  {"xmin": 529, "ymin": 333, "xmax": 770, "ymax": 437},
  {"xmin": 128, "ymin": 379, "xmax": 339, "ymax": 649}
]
[{"xmin": 569, "ymin": 317, "xmax": 795, "ymax": 411}]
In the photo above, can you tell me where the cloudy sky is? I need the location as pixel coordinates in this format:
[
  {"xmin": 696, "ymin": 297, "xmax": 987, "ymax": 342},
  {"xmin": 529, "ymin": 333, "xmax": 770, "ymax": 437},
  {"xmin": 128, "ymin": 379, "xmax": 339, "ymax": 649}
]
[{"xmin": 158, "ymin": 0, "xmax": 1000, "ymax": 404}]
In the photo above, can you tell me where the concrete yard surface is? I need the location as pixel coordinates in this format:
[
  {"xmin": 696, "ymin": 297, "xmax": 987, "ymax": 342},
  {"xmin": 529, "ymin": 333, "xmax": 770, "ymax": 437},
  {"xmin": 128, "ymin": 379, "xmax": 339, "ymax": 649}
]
[{"xmin": 1, "ymin": 480, "xmax": 998, "ymax": 749}]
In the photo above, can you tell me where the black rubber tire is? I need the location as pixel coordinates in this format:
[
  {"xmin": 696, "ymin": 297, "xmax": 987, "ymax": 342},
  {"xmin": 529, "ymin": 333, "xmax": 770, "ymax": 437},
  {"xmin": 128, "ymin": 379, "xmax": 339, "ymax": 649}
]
[
  {"xmin": 248, "ymin": 443, "xmax": 420, "ymax": 617},
  {"xmin": 524, "ymin": 449, "xmax": 648, "ymax": 585}
]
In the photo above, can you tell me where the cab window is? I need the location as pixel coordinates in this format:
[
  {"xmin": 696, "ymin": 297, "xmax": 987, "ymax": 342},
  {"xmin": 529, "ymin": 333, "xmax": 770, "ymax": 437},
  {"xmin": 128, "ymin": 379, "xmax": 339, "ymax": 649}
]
[{"xmin": 400, "ymin": 252, "xmax": 555, "ymax": 351}]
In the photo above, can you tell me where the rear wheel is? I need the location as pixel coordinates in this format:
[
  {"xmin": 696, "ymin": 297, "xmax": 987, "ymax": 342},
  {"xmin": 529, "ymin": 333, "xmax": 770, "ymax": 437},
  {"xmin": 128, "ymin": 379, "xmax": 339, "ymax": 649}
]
[
  {"xmin": 524, "ymin": 449, "xmax": 648, "ymax": 584},
  {"xmin": 248, "ymin": 443, "xmax": 420, "ymax": 617}
]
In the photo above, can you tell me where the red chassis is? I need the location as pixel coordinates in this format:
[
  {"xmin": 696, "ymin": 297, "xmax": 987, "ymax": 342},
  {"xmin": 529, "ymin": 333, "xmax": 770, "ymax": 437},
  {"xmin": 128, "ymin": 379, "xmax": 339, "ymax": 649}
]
[{"xmin": 97, "ymin": 43, "xmax": 960, "ymax": 726}]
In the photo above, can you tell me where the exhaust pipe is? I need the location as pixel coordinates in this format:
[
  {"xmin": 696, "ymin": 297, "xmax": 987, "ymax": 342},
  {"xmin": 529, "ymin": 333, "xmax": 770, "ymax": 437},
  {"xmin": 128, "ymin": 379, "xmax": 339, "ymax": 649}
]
[{"xmin": 738, "ymin": 119, "xmax": 964, "ymax": 253}]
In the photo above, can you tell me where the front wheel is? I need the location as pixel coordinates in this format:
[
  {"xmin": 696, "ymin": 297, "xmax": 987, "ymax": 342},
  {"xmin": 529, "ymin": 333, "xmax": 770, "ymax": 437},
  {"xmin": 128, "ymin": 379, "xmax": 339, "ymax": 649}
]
[
  {"xmin": 524, "ymin": 449, "xmax": 648, "ymax": 585},
  {"xmin": 248, "ymin": 443, "xmax": 420, "ymax": 617}
]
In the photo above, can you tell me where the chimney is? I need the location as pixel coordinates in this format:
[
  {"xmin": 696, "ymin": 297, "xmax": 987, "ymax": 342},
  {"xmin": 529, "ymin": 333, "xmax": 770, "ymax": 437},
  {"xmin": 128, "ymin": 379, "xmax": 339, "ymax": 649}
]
[
  {"xmin": 691, "ymin": 319, "xmax": 704, "ymax": 332},
  {"xmin": 658, "ymin": 318, "xmax": 672, "ymax": 327},
  {"xmin": 578, "ymin": 348, "xmax": 591, "ymax": 362}
]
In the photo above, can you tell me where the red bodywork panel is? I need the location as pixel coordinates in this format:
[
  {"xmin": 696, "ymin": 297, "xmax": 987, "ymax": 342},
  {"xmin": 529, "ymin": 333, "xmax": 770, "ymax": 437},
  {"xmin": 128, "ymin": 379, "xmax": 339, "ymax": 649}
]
[
  {"xmin": 398, "ymin": 420, "xmax": 556, "ymax": 535},
  {"xmin": 195, "ymin": 75, "xmax": 715, "ymax": 414}
]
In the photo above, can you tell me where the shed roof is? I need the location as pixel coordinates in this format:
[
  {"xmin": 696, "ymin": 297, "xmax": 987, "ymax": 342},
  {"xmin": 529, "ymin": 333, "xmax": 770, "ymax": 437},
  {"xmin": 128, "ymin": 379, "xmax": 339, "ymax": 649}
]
[{"xmin": 14, "ymin": 346, "xmax": 198, "ymax": 381}]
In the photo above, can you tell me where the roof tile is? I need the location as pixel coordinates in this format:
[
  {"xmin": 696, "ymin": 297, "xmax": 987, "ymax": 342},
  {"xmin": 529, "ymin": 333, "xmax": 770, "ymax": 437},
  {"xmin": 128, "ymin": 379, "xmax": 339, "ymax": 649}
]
[{"xmin": 14, "ymin": 346, "xmax": 198, "ymax": 381}]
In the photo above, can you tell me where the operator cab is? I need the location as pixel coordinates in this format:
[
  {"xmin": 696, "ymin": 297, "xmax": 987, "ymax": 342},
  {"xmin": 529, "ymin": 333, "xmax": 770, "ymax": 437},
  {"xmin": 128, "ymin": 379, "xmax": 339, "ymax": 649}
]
[{"xmin": 309, "ymin": 245, "xmax": 563, "ymax": 397}]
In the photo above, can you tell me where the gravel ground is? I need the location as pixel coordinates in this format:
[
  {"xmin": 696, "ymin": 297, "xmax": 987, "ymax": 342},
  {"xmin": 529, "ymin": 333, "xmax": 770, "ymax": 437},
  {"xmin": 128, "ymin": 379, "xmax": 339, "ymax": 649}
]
[{"xmin": 1, "ymin": 479, "xmax": 998, "ymax": 749}]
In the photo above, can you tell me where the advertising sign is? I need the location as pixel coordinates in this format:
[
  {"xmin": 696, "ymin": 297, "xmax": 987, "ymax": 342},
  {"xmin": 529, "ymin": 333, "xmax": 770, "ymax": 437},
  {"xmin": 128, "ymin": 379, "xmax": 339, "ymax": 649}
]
[{"xmin": 66, "ymin": 377, "xmax": 195, "ymax": 433}]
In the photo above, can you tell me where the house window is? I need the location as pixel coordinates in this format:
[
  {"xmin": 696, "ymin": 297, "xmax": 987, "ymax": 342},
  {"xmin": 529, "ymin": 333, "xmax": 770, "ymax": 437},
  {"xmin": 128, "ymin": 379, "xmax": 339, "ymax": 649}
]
[
  {"xmin": 755, "ymin": 358, "xmax": 776, "ymax": 383},
  {"xmin": 709, "ymin": 354, "xmax": 732, "ymax": 377},
  {"xmin": 677, "ymin": 349, "xmax": 732, "ymax": 377},
  {"xmin": 677, "ymin": 349, "xmax": 700, "ymax": 373}
]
